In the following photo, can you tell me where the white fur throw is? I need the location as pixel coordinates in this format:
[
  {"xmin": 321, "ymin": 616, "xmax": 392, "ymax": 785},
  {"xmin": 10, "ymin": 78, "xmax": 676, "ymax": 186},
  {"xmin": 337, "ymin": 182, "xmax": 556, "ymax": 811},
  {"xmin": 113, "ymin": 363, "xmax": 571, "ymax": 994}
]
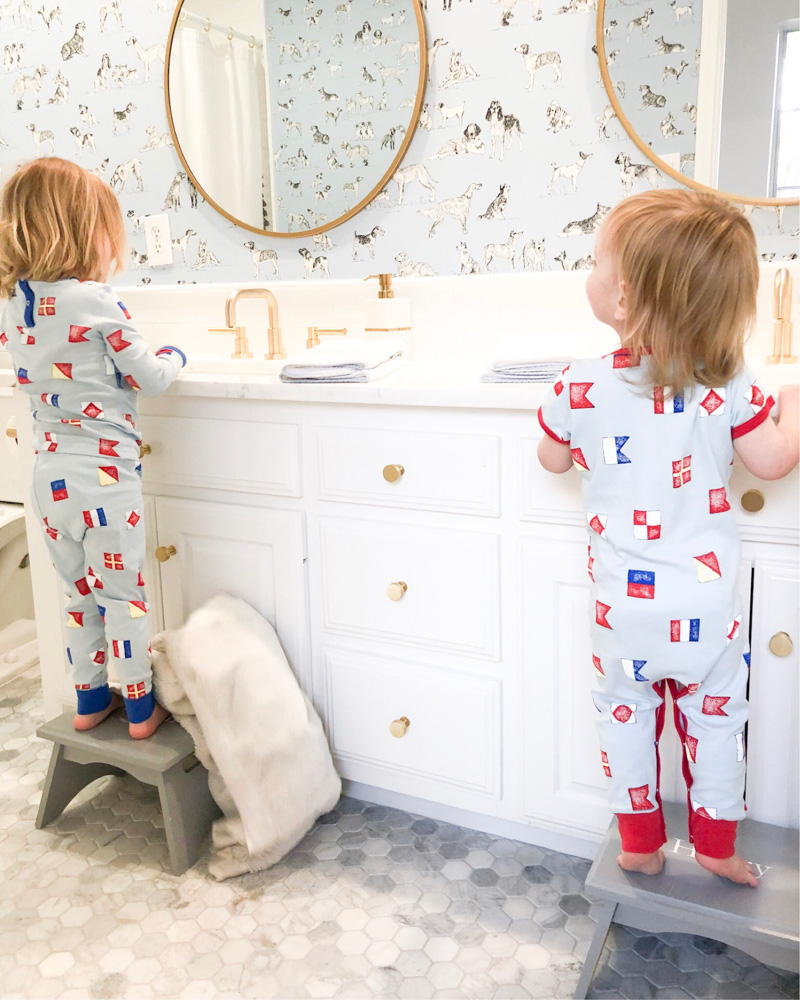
[{"xmin": 150, "ymin": 593, "xmax": 341, "ymax": 880}]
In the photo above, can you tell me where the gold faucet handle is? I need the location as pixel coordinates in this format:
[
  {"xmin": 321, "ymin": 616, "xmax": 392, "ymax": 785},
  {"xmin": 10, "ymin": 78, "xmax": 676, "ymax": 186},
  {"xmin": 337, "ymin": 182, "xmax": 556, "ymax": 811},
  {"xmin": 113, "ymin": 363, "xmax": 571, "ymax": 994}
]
[
  {"xmin": 209, "ymin": 326, "xmax": 253, "ymax": 360},
  {"xmin": 306, "ymin": 326, "xmax": 347, "ymax": 349}
]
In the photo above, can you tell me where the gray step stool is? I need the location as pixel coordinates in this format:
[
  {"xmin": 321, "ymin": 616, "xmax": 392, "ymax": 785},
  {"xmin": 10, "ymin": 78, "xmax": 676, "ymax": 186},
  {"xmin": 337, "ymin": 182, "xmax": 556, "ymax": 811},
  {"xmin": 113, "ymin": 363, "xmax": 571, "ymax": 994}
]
[
  {"xmin": 574, "ymin": 799, "xmax": 800, "ymax": 999},
  {"xmin": 35, "ymin": 709, "xmax": 221, "ymax": 875}
]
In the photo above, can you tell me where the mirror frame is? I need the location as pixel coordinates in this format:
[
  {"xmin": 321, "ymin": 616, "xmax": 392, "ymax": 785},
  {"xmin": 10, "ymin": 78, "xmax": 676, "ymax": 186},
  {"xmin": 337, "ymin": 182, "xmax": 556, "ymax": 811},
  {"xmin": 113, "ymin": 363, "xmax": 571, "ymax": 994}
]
[
  {"xmin": 596, "ymin": 0, "xmax": 799, "ymax": 208},
  {"xmin": 164, "ymin": 0, "xmax": 428, "ymax": 238}
]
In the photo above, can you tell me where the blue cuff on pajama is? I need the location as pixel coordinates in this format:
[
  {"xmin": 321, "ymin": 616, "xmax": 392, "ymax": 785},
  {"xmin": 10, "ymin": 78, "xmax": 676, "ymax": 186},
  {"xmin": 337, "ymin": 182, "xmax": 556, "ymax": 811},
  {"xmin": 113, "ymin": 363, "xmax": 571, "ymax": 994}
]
[
  {"xmin": 123, "ymin": 689, "xmax": 156, "ymax": 724},
  {"xmin": 76, "ymin": 683, "xmax": 112, "ymax": 716}
]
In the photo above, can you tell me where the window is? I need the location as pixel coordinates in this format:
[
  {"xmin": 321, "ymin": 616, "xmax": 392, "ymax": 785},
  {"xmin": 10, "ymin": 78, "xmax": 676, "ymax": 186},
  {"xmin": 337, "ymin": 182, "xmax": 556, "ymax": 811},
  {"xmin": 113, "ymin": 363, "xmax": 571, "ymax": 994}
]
[{"xmin": 771, "ymin": 24, "xmax": 799, "ymax": 198}]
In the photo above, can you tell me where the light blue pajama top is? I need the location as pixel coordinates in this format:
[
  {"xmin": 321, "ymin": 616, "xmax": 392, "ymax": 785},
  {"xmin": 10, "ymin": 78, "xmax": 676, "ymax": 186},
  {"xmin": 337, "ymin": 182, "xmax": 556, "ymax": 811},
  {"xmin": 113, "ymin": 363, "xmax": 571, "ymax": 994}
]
[
  {"xmin": 2, "ymin": 278, "xmax": 184, "ymax": 463},
  {"xmin": 538, "ymin": 348, "xmax": 774, "ymax": 686}
]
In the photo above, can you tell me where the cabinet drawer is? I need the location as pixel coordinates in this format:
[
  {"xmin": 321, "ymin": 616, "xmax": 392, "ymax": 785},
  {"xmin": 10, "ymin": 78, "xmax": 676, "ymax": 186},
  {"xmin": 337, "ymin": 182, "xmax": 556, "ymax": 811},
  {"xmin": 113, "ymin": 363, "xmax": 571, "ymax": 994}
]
[
  {"xmin": 730, "ymin": 462, "xmax": 799, "ymax": 532},
  {"xmin": 140, "ymin": 415, "xmax": 301, "ymax": 496},
  {"xmin": 520, "ymin": 439, "xmax": 583, "ymax": 523},
  {"xmin": 325, "ymin": 648, "xmax": 501, "ymax": 797},
  {"xmin": 319, "ymin": 517, "xmax": 500, "ymax": 659},
  {"xmin": 315, "ymin": 426, "xmax": 500, "ymax": 515}
]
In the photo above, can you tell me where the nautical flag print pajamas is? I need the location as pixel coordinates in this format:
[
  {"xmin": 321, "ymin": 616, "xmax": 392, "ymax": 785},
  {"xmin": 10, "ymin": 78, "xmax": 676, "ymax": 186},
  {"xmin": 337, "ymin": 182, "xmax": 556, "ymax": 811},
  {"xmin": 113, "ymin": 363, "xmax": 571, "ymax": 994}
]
[
  {"xmin": 538, "ymin": 349, "xmax": 774, "ymax": 859},
  {"xmin": 2, "ymin": 278, "xmax": 185, "ymax": 723}
]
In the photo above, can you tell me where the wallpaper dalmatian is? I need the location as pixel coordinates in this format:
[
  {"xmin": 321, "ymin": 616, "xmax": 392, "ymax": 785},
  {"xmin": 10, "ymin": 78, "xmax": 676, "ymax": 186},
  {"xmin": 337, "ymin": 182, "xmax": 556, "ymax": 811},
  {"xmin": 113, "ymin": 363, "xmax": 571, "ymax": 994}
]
[{"xmin": 0, "ymin": 0, "xmax": 796, "ymax": 285}]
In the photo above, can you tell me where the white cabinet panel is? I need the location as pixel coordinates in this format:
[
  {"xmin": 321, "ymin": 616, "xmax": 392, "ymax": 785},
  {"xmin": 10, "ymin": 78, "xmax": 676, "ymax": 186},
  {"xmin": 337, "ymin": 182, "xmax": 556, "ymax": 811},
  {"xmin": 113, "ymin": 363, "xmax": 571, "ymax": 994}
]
[
  {"xmin": 155, "ymin": 497, "xmax": 308, "ymax": 688},
  {"xmin": 319, "ymin": 516, "xmax": 500, "ymax": 659},
  {"xmin": 519, "ymin": 532, "xmax": 613, "ymax": 836},
  {"xmin": 316, "ymin": 426, "xmax": 500, "ymax": 516},
  {"xmin": 325, "ymin": 647, "xmax": 502, "ymax": 801},
  {"xmin": 141, "ymin": 415, "xmax": 301, "ymax": 496},
  {"xmin": 730, "ymin": 461, "xmax": 800, "ymax": 533},
  {"xmin": 519, "ymin": 439, "xmax": 583, "ymax": 523},
  {"xmin": 746, "ymin": 557, "xmax": 799, "ymax": 828}
]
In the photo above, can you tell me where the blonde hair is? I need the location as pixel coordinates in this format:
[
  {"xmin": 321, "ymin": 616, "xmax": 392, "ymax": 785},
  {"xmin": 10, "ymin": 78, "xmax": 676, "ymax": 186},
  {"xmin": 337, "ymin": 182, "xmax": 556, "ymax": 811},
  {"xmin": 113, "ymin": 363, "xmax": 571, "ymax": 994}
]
[
  {"xmin": 0, "ymin": 158, "xmax": 126, "ymax": 299},
  {"xmin": 603, "ymin": 189, "xmax": 758, "ymax": 396}
]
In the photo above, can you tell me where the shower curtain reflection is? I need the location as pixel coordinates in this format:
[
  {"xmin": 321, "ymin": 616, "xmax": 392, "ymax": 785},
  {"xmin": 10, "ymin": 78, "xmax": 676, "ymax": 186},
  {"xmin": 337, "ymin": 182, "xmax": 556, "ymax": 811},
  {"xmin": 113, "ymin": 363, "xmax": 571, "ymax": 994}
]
[{"xmin": 170, "ymin": 25, "xmax": 270, "ymax": 231}]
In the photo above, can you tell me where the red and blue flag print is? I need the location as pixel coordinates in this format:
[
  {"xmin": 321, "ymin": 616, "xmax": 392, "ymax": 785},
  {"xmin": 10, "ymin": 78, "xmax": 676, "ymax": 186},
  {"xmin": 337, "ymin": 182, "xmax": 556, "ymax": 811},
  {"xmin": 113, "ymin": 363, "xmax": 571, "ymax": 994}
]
[
  {"xmin": 627, "ymin": 569, "xmax": 655, "ymax": 599},
  {"xmin": 670, "ymin": 618, "xmax": 700, "ymax": 642},
  {"xmin": 50, "ymin": 479, "xmax": 68, "ymax": 502}
]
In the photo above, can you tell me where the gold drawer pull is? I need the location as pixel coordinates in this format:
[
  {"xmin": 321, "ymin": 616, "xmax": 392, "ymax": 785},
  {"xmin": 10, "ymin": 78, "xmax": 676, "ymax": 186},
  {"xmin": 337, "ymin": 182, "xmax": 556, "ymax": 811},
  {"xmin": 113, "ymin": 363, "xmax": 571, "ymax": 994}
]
[
  {"xmin": 383, "ymin": 464, "xmax": 404, "ymax": 483},
  {"xmin": 155, "ymin": 545, "xmax": 177, "ymax": 563},
  {"xmin": 389, "ymin": 716, "xmax": 410, "ymax": 738},
  {"xmin": 769, "ymin": 631, "xmax": 793, "ymax": 657},
  {"xmin": 139, "ymin": 443, "xmax": 152, "ymax": 458},
  {"xmin": 741, "ymin": 489, "xmax": 764, "ymax": 513},
  {"xmin": 386, "ymin": 581, "xmax": 407, "ymax": 601},
  {"xmin": 5, "ymin": 424, "xmax": 17, "ymax": 440}
]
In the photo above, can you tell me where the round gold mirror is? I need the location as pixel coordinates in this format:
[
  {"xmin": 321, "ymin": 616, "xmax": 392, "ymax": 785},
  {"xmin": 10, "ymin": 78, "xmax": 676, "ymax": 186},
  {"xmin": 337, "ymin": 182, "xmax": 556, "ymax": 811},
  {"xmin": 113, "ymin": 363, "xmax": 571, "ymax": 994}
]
[
  {"xmin": 596, "ymin": 0, "xmax": 799, "ymax": 207},
  {"xmin": 165, "ymin": 0, "xmax": 426, "ymax": 238}
]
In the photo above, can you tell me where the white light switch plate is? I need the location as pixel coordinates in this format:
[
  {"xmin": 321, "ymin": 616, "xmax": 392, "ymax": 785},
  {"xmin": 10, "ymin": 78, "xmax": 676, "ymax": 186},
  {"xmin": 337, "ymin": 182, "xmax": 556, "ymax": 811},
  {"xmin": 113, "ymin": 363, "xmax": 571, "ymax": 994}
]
[{"xmin": 143, "ymin": 214, "xmax": 173, "ymax": 266}]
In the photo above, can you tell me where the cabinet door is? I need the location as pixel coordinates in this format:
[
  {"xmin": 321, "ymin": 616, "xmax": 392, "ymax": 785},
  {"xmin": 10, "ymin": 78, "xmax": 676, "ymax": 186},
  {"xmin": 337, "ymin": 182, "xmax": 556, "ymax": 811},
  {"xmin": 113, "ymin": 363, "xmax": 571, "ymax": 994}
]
[
  {"xmin": 154, "ymin": 498, "xmax": 309, "ymax": 690},
  {"xmin": 519, "ymin": 531, "xmax": 613, "ymax": 836},
  {"xmin": 745, "ymin": 556, "xmax": 799, "ymax": 828}
]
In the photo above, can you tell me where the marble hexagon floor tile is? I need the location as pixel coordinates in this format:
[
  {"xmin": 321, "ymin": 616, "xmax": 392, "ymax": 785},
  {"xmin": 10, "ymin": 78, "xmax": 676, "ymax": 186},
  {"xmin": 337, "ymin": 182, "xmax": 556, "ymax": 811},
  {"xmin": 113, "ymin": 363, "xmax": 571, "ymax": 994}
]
[{"xmin": 0, "ymin": 668, "xmax": 798, "ymax": 1000}]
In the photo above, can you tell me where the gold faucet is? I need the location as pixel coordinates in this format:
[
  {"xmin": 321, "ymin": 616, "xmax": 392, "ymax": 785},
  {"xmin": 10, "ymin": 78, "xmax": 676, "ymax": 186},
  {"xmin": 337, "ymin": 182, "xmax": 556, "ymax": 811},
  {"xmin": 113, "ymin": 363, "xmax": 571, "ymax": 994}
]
[
  {"xmin": 209, "ymin": 288, "xmax": 285, "ymax": 360},
  {"xmin": 768, "ymin": 268, "xmax": 796, "ymax": 364}
]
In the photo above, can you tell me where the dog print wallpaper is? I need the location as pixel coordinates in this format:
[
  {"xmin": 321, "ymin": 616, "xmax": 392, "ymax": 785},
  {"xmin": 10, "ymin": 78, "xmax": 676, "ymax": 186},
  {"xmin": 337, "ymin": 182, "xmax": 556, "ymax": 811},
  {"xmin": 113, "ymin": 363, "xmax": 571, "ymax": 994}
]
[
  {"xmin": 0, "ymin": 0, "xmax": 796, "ymax": 285},
  {"xmin": 265, "ymin": 0, "xmax": 421, "ymax": 236},
  {"xmin": 602, "ymin": 1, "xmax": 701, "ymax": 184}
]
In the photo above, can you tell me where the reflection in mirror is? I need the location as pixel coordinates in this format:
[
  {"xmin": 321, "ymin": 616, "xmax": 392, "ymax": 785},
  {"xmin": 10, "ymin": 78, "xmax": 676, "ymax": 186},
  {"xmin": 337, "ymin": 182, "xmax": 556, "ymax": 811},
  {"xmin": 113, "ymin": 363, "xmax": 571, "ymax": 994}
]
[
  {"xmin": 167, "ymin": 0, "xmax": 424, "ymax": 235},
  {"xmin": 600, "ymin": 0, "xmax": 799, "ymax": 203}
]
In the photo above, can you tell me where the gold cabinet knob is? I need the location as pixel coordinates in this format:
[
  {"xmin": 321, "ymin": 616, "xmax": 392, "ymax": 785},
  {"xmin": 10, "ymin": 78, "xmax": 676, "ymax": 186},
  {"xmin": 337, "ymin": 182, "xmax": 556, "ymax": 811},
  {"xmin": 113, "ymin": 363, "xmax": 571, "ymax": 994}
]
[
  {"xmin": 386, "ymin": 581, "xmax": 407, "ymax": 601},
  {"xmin": 139, "ymin": 443, "xmax": 152, "ymax": 458},
  {"xmin": 769, "ymin": 631, "xmax": 793, "ymax": 657},
  {"xmin": 155, "ymin": 545, "xmax": 177, "ymax": 563},
  {"xmin": 389, "ymin": 716, "xmax": 410, "ymax": 738},
  {"xmin": 741, "ymin": 489, "xmax": 765, "ymax": 513},
  {"xmin": 383, "ymin": 464, "xmax": 404, "ymax": 483},
  {"xmin": 5, "ymin": 424, "xmax": 17, "ymax": 440}
]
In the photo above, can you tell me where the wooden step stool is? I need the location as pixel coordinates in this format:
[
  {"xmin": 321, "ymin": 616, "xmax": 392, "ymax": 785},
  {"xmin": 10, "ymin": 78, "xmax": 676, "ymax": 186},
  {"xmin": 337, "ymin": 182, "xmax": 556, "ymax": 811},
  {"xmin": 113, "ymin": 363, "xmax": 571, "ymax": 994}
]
[
  {"xmin": 574, "ymin": 799, "xmax": 800, "ymax": 999},
  {"xmin": 35, "ymin": 709, "xmax": 221, "ymax": 875}
]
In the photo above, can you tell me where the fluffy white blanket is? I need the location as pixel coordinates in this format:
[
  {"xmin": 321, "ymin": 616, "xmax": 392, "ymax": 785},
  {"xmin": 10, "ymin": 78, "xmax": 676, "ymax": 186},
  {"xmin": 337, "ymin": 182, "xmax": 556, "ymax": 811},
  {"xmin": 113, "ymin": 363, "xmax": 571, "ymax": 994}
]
[{"xmin": 150, "ymin": 593, "xmax": 341, "ymax": 880}]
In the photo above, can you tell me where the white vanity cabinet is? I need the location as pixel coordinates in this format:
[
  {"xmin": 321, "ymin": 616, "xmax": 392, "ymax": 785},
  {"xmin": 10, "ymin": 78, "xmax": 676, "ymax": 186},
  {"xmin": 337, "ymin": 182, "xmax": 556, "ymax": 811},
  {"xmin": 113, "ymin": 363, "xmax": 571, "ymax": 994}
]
[{"xmin": 27, "ymin": 385, "xmax": 799, "ymax": 855}]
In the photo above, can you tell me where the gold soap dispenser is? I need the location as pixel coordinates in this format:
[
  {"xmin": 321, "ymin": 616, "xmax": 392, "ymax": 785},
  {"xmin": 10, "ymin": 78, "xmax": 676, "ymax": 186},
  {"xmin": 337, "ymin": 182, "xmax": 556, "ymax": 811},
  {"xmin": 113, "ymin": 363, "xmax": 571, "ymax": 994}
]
[
  {"xmin": 768, "ymin": 268, "xmax": 797, "ymax": 364},
  {"xmin": 363, "ymin": 273, "xmax": 412, "ymax": 353}
]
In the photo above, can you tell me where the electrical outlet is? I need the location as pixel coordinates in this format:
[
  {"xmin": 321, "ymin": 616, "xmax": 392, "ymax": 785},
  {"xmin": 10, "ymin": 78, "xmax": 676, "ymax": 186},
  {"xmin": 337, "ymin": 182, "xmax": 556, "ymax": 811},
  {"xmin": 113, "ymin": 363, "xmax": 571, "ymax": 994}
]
[{"xmin": 143, "ymin": 214, "xmax": 173, "ymax": 267}]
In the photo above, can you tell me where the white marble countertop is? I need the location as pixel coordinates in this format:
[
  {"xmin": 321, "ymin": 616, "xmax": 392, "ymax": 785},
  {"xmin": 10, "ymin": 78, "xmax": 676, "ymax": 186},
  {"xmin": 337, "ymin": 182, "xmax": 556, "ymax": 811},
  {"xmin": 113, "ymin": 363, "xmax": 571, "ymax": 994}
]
[{"xmin": 168, "ymin": 361, "xmax": 551, "ymax": 410}]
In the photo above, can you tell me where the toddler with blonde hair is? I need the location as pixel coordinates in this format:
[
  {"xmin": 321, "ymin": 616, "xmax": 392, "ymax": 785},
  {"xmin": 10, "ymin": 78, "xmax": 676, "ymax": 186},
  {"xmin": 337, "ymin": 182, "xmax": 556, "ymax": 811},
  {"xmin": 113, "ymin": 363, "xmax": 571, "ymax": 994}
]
[
  {"xmin": 0, "ymin": 158, "xmax": 186, "ymax": 738},
  {"xmin": 538, "ymin": 189, "xmax": 798, "ymax": 886}
]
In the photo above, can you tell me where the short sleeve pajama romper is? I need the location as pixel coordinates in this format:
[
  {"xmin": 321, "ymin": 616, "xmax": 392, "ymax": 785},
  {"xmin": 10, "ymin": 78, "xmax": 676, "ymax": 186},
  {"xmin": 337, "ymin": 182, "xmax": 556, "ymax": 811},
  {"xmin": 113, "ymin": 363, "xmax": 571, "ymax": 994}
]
[
  {"xmin": 538, "ymin": 348, "xmax": 774, "ymax": 859},
  {"xmin": 2, "ymin": 278, "xmax": 184, "ymax": 723}
]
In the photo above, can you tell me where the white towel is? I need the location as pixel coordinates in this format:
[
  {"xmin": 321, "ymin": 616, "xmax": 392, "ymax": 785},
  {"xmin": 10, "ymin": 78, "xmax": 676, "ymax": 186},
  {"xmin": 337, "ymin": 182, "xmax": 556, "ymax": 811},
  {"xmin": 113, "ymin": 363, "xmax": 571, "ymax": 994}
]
[
  {"xmin": 280, "ymin": 354, "xmax": 405, "ymax": 383},
  {"xmin": 150, "ymin": 594, "xmax": 341, "ymax": 880},
  {"xmin": 482, "ymin": 335, "xmax": 572, "ymax": 382},
  {"xmin": 281, "ymin": 337, "xmax": 405, "ymax": 381}
]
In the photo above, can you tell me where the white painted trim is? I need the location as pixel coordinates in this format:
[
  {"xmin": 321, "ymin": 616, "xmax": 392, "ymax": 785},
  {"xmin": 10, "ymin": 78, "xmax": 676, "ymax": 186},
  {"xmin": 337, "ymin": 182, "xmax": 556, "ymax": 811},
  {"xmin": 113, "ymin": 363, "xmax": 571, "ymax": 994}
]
[{"xmin": 694, "ymin": 0, "xmax": 727, "ymax": 188}]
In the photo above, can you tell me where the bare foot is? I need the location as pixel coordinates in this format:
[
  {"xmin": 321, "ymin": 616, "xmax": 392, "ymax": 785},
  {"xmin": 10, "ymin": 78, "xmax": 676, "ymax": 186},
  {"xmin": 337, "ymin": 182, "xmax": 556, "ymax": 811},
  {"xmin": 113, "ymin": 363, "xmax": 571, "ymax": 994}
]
[
  {"xmin": 129, "ymin": 702, "xmax": 171, "ymax": 740},
  {"xmin": 617, "ymin": 849, "xmax": 665, "ymax": 875},
  {"xmin": 696, "ymin": 852, "xmax": 758, "ymax": 887},
  {"xmin": 73, "ymin": 692, "xmax": 123, "ymax": 731}
]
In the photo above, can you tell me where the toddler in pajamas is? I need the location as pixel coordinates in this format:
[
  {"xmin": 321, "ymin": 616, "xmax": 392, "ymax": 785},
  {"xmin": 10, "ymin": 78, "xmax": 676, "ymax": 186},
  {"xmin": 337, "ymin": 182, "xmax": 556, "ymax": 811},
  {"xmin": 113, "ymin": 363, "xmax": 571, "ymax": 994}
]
[
  {"xmin": 0, "ymin": 158, "xmax": 186, "ymax": 738},
  {"xmin": 538, "ymin": 190, "xmax": 798, "ymax": 886}
]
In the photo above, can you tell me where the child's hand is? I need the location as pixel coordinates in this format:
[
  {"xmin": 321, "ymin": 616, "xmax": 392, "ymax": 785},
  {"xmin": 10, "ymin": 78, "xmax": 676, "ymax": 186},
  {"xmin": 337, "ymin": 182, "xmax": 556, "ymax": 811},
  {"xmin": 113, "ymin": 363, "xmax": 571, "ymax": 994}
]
[{"xmin": 155, "ymin": 346, "xmax": 187, "ymax": 368}]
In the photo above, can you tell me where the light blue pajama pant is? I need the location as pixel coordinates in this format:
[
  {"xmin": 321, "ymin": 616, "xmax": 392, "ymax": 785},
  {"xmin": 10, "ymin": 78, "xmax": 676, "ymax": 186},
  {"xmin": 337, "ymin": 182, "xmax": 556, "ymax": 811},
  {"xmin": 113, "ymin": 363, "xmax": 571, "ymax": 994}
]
[{"xmin": 31, "ymin": 453, "xmax": 155, "ymax": 723}]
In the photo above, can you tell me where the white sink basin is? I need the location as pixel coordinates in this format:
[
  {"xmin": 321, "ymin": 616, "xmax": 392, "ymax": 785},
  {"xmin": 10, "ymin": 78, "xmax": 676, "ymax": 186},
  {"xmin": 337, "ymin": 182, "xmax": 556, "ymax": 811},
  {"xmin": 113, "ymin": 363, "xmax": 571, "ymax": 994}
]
[{"xmin": 183, "ymin": 355, "xmax": 286, "ymax": 376}]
